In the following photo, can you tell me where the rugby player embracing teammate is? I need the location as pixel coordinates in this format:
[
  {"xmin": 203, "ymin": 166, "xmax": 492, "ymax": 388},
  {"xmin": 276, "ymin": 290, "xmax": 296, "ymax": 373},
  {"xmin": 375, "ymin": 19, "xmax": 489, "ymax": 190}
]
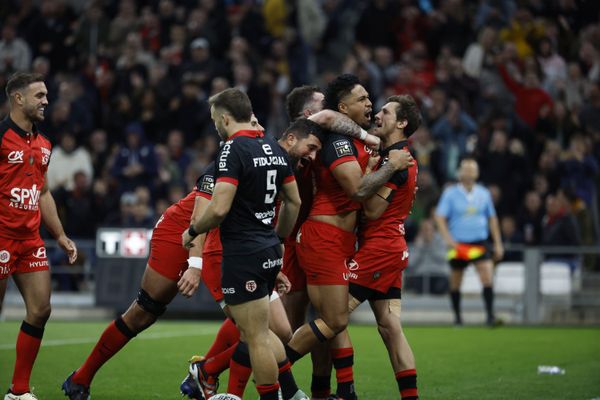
[
  {"xmin": 180, "ymin": 90, "xmax": 383, "ymax": 399},
  {"xmin": 283, "ymin": 75, "xmax": 413, "ymax": 400},
  {"xmin": 62, "ymin": 111, "xmax": 315, "ymax": 400},
  {"xmin": 343, "ymin": 95, "xmax": 422, "ymax": 400},
  {"xmin": 181, "ymin": 88, "xmax": 303, "ymax": 400},
  {"xmin": 1, "ymin": 72, "xmax": 78, "ymax": 400}
]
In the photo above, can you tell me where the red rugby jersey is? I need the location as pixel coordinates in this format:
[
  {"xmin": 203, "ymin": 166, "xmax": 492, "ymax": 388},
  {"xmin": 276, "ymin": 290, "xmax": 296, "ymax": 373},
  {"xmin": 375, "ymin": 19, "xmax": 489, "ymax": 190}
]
[
  {"xmin": 309, "ymin": 135, "xmax": 371, "ymax": 217},
  {"xmin": 0, "ymin": 116, "xmax": 52, "ymax": 240},
  {"xmin": 359, "ymin": 140, "xmax": 418, "ymax": 252},
  {"xmin": 155, "ymin": 162, "xmax": 222, "ymax": 254}
]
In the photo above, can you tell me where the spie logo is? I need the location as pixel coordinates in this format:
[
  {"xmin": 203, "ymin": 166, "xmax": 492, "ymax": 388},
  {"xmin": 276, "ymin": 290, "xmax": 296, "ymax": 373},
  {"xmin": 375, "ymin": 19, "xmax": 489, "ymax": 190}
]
[
  {"xmin": 32, "ymin": 247, "xmax": 46, "ymax": 259},
  {"xmin": 7, "ymin": 150, "xmax": 24, "ymax": 164}
]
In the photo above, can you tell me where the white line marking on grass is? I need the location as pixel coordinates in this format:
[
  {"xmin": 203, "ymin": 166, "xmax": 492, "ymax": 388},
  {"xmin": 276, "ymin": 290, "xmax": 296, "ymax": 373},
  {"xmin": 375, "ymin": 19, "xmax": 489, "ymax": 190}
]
[{"xmin": 0, "ymin": 327, "xmax": 218, "ymax": 350}]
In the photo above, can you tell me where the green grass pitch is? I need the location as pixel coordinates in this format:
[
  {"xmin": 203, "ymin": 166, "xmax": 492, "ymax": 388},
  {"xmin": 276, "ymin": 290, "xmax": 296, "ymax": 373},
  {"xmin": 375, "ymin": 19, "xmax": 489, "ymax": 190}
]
[{"xmin": 1, "ymin": 321, "xmax": 599, "ymax": 399}]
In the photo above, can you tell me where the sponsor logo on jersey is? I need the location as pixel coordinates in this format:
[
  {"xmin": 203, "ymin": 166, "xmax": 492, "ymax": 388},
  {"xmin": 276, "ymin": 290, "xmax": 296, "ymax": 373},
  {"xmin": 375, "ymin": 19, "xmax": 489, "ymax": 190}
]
[
  {"xmin": 218, "ymin": 142, "xmax": 232, "ymax": 171},
  {"xmin": 252, "ymin": 156, "xmax": 288, "ymax": 167},
  {"xmin": 9, "ymin": 184, "xmax": 41, "ymax": 211},
  {"xmin": 40, "ymin": 147, "xmax": 51, "ymax": 165},
  {"xmin": 245, "ymin": 280, "xmax": 257, "ymax": 292},
  {"xmin": 346, "ymin": 259, "xmax": 359, "ymax": 271},
  {"xmin": 29, "ymin": 260, "xmax": 49, "ymax": 268},
  {"xmin": 0, "ymin": 250, "xmax": 10, "ymax": 263},
  {"xmin": 200, "ymin": 176, "xmax": 215, "ymax": 193},
  {"xmin": 254, "ymin": 209, "xmax": 275, "ymax": 225},
  {"xmin": 7, "ymin": 150, "xmax": 24, "ymax": 164},
  {"xmin": 343, "ymin": 271, "xmax": 358, "ymax": 281},
  {"xmin": 334, "ymin": 140, "xmax": 353, "ymax": 158},
  {"xmin": 222, "ymin": 287, "xmax": 236, "ymax": 294},
  {"xmin": 32, "ymin": 247, "xmax": 46, "ymax": 259},
  {"xmin": 262, "ymin": 257, "xmax": 282, "ymax": 269}
]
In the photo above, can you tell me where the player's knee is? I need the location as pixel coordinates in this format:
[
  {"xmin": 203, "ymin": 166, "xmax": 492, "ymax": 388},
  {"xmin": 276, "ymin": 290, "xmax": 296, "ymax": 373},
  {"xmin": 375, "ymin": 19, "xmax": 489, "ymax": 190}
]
[
  {"xmin": 135, "ymin": 288, "xmax": 167, "ymax": 317},
  {"xmin": 28, "ymin": 303, "xmax": 51, "ymax": 326},
  {"xmin": 273, "ymin": 324, "xmax": 293, "ymax": 344},
  {"xmin": 325, "ymin": 314, "xmax": 348, "ymax": 334}
]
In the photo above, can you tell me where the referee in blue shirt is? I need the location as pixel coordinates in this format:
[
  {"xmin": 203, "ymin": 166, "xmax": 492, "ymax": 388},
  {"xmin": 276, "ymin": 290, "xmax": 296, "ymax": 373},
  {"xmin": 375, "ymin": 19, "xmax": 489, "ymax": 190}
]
[{"xmin": 435, "ymin": 158, "xmax": 503, "ymax": 326}]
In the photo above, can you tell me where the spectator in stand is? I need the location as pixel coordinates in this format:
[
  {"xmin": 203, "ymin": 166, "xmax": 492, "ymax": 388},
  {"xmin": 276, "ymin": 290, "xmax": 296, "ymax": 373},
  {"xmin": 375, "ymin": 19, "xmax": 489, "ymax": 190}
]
[
  {"xmin": 537, "ymin": 37, "xmax": 567, "ymax": 96},
  {"xmin": 73, "ymin": 2, "xmax": 110, "ymax": 60},
  {"xmin": 541, "ymin": 191, "xmax": 581, "ymax": 271},
  {"xmin": 431, "ymin": 99, "xmax": 478, "ymax": 180},
  {"xmin": 462, "ymin": 26, "xmax": 498, "ymax": 79},
  {"xmin": 517, "ymin": 191, "xmax": 545, "ymax": 246},
  {"xmin": 579, "ymin": 81, "xmax": 600, "ymax": 136},
  {"xmin": 0, "ymin": 22, "xmax": 32, "ymax": 73},
  {"xmin": 110, "ymin": 122, "xmax": 158, "ymax": 194},
  {"xmin": 53, "ymin": 171, "xmax": 98, "ymax": 239},
  {"xmin": 497, "ymin": 51, "xmax": 554, "ymax": 130},
  {"xmin": 47, "ymin": 131, "xmax": 94, "ymax": 192},
  {"xmin": 500, "ymin": 215, "xmax": 524, "ymax": 261},
  {"xmin": 406, "ymin": 219, "xmax": 449, "ymax": 295}
]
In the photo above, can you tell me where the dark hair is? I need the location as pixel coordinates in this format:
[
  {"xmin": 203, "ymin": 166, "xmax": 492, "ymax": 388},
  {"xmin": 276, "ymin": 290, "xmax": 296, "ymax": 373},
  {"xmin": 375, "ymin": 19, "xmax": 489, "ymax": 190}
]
[
  {"xmin": 208, "ymin": 88, "xmax": 252, "ymax": 122},
  {"xmin": 283, "ymin": 119, "xmax": 325, "ymax": 144},
  {"xmin": 324, "ymin": 74, "xmax": 360, "ymax": 111},
  {"xmin": 5, "ymin": 72, "xmax": 45, "ymax": 99},
  {"xmin": 285, "ymin": 85, "xmax": 322, "ymax": 121},
  {"xmin": 387, "ymin": 95, "xmax": 422, "ymax": 137}
]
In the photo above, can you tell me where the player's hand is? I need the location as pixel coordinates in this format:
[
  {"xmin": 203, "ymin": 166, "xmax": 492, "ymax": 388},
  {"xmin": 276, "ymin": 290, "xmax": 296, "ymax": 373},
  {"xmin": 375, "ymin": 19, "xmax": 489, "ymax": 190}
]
[
  {"xmin": 57, "ymin": 235, "xmax": 77, "ymax": 264},
  {"xmin": 182, "ymin": 230, "xmax": 194, "ymax": 249},
  {"xmin": 364, "ymin": 133, "xmax": 381, "ymax": 151},
  {"xmin": 445, "ymin": 238, "xmax": 459, "ymax": 249},
  {"xmin": 366, "ymin": 153, "xmax": 381, "ymax": 173},
  {"xmin": 388, "ymin": 149, "xmax": 414, "ymax": 170},
  {"xmin": 276, "ymin": 271, "xmax": 291, "ymax": 295},
  {"xmin": 178, "ymin": 268, "xmax": 201, "ymax": 298},
  {"xmin": 493, "ymin": 242, "xmax": 504, "ymax": 262}
]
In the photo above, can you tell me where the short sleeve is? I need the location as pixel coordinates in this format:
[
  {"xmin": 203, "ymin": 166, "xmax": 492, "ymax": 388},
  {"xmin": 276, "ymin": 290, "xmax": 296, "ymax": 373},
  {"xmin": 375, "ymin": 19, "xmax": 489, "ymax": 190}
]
[
  {"xmin": 216, "ymin": 140, "xmax": 243, "ymax": 186},
  {"xmin": 321, "ymin": 136, "xmax": 358, "ymax": 172},
  {"xmin": 435, "ymin": 187, "xmax": 452, "ymax": 218},
  {"xmin": 194, "ymin": 163, "xmax": 216, "ymax": 199},
  {"xmin": 483, "ymin": 188, "xmax": 497, "ymax": 218}
]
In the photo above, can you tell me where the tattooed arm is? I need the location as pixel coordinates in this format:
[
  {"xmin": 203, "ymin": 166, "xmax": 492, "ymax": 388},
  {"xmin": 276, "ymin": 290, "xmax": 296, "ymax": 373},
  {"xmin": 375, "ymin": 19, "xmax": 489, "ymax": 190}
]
[
  {"xmin": 353, "ymin": 149, "xmax": 413, "ymax": 202},
  {"xmin": 309, "ymin": 110, "xmax": 381, "ymax": 150}
]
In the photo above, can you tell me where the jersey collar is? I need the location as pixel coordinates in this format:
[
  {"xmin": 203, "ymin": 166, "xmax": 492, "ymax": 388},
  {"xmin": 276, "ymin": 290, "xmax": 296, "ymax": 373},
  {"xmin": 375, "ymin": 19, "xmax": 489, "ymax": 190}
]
[
  {"xmin": 381, "ymin": 139, "xmax": 408, "ymax": 155},
  {"xmin": 5, "ymin": 115, "xmax": 38, "ymax": 138},
  {"xmin": 229, "ymin": 129, "xmax": 264, "ymax": 140}
]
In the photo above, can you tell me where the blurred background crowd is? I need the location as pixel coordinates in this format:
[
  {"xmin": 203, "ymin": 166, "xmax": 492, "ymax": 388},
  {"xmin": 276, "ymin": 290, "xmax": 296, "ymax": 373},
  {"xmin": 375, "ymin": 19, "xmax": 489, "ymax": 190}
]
[{"xmin": 0, "ymin": 0, "xmax": 599, "ymax": 286}]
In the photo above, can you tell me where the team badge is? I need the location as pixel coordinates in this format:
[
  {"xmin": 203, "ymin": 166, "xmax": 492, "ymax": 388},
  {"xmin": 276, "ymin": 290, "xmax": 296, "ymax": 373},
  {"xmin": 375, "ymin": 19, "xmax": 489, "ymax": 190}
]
[
  {"xmin": 372, "ymin": 272, "xmax": 381, "ymax": 280},
  {"xmin": 334, "ymin": 140, "xmax": 353, "ymax": 158},
  {"xmin": 0, "ymin": 250, "xmax": 10, "ymax": 263},
  {"xmin": 245, "ymin": 280, "xmax": 257, "ymax": 293}
]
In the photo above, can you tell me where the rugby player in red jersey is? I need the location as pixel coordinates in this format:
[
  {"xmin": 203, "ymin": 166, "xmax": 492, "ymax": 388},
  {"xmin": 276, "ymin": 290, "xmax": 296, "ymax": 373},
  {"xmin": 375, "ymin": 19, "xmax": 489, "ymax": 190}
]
[
  {"xmin": 0, "ymin": 72, "xmax": 78, "ymax": 400},
  {"xmin": 343, "ymin": 95, "xmax": 422, "ymax": 400},
  {"xmin": 283, "ymin": 75, "xmax": 413, "ymax": 400}
]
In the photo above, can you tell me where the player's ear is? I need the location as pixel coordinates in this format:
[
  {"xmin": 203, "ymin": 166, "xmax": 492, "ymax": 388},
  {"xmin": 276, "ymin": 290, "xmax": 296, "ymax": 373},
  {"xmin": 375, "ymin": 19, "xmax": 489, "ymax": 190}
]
[
  {"xmin": 397, "ymin": 119, "xmax": 408, "ymax": 130},
  {"xmin": 285, "ymin": 132, "xmax": 297, "ymax": 147},
  {"xmin": 338, "ymin": 101, "xmax": 347, "ymax": 114}
]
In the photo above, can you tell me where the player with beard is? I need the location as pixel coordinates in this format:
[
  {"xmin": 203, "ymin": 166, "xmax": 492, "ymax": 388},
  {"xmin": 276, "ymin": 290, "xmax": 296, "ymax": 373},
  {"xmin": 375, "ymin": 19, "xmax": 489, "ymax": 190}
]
[
  {"xmin": 181, "ymin": 101, "xmax": 383, "ymax": 400},
  {"xmin": 283, "ymin": 75, "xmax": 413, "ymax": 400},
  {"xmin": 0, "ymin": 72, "xmax": 78, "ymax": 400},
  {"xmin": 342, "ymin": 95, "xmax": 422, "ymax": 400}
]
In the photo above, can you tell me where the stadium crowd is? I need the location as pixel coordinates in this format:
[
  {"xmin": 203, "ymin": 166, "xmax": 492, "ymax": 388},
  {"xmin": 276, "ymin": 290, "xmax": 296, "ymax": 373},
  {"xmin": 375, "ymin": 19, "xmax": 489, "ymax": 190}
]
[{"xmin": 0, "ymin": 0, "xmax": 599, "ymax": 279}]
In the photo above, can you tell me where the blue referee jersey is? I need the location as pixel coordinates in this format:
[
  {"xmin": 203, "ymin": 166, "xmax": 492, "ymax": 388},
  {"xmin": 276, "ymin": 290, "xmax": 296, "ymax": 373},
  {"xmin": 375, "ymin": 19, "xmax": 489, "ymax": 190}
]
[{"xmin": 435, "ymin": 183, "xmax": 496, "ymax": 243}]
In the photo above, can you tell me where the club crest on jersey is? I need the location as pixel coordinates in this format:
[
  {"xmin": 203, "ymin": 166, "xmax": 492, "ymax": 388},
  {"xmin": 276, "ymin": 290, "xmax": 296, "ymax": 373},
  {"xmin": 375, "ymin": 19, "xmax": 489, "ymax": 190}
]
[
  {"xmin": 334, "ymin": 140, "xmax": 353, "ymax": 158},
  {"xmin": 245, "ymin": 280, "xmax": 257, "ymax": 293},
  {"xmin": 372, "ymin": 271, "xmax": 381, "ymax": 280},
  {"xmin": 0, "ymin": 250, "xmax": 10, "ymax": 264},
  {"xmin": 7, "ymin": 150, "xmax": 24, "ymax": 164}
]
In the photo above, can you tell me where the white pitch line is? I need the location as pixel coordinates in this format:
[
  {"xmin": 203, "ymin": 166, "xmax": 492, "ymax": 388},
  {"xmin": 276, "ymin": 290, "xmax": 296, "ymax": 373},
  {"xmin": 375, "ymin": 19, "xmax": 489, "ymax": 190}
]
[{"xmin": 0, "ymin": 327, "xmax": 218, "ymax": 350}]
